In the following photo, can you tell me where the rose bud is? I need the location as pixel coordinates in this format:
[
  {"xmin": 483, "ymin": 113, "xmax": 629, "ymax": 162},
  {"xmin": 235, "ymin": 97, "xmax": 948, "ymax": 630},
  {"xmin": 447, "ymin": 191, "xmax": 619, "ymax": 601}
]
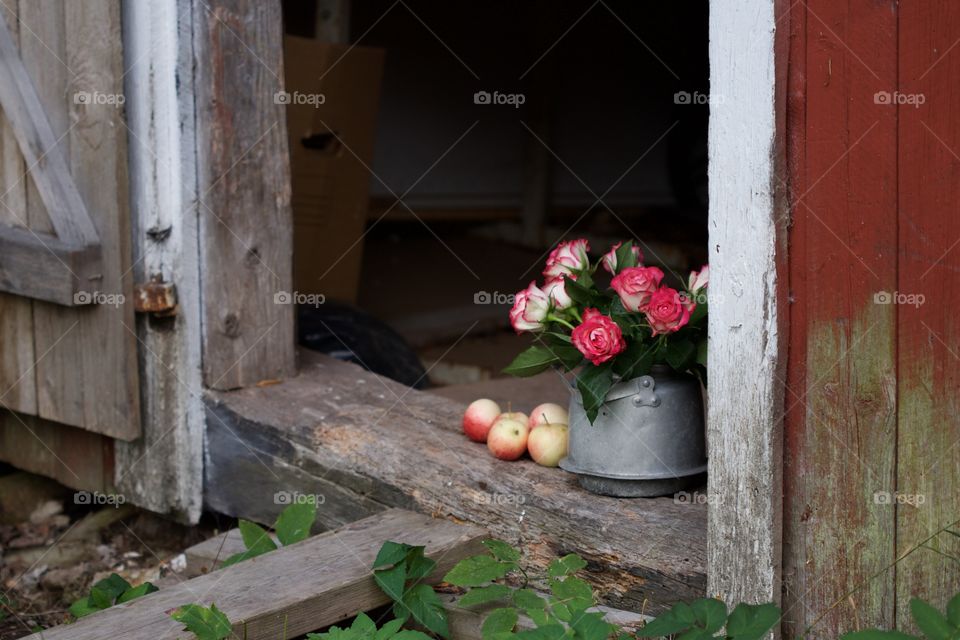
[
  {"xmin": 571, "ymin": 308, "xmax": 626, "ymax": 366},
  {"xmin": 601, "ymin": 241, "xmax": 644, "ymax": 274},
  {"xmin": 543, "ymin": 238, "xmax": 590, "ymax": 280},
  {"xmin": 688, "ymin": 265, "xmax": 709, "ymax": 294},
  {"xmin": 509, "ymin": 281, "xmax": 550, "ymax": 333},
  {"xmin": 610, "ymin": 266, "xmax": 664, "ymax": 312},
  {"xmin": 644, "ymin": 286, "xmax": 694, "ymax": 336},
  {"xmin": 543, "ymin": 276, "xmax": 574, "ymax": 310}
]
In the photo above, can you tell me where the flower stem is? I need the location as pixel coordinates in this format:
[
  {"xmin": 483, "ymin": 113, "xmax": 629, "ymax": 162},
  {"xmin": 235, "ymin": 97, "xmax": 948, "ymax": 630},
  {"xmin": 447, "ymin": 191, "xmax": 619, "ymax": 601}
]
[{"xmin": 548, "ymin": 315, "xmax": 576, "ymax": 330}]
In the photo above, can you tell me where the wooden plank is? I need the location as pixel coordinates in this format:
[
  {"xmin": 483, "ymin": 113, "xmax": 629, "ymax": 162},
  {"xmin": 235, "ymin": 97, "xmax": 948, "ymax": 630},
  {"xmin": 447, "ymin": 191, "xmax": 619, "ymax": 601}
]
[
  {"xmin": 0, "ymin": 226, "xmax": 99, "ymax": 305},
  {"xmin": 0, "ymin": 0, "xmax": 34, "ymax": 415},
  {"xmin": 0, "ymin": 410, "xmax": 112, "ymax": 492},
  {"xmin": 24, "ymin": 509, "xmax": 487, "ymax": 640},
  {"xmin": 896, "ymin": 0, "xmax": 960, "ymax": 627},
  {"xmin": 0, "ymin": 8, "xmax": 99, "ymax": 248},
  {"xmin": 706, "ymin": 0, "xmax": 787, "ymax": 611},
  {"xmin": 113, "ymin": 0, "xmax": 206, "ymax": 522},
  {"xmin": 782, "ymin": 0, "xmax": 899, "ymax": 636},
  {"xmin": 205, "ymin": 352, "xmax": 707, "ymax": 614},
  {"xmin": 27, "ymin": 0, "xmax": 141, "ymax": 440},
  {"xmin": 192, "ymin": 0, "xmax": 295, "ymax": 390}
]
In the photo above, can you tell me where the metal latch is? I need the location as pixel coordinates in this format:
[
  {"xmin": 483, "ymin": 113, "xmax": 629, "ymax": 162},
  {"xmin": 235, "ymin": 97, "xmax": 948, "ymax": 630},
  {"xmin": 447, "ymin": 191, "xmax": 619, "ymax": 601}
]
[{"xmin": 134, "ymin": 276, "xmax": 177, "ymax": 317}]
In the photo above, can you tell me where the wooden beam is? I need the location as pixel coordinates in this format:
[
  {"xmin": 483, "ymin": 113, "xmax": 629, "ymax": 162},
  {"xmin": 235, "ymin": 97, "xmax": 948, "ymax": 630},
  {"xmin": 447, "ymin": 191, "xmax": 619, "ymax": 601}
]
[
  {"xmin": 205, "ymin": 352, "xmax": 707, "ymax": 615},
  {"xmin": 22, "ymin": 509, "xmax": 486, "ymax": 640},
  {"xmin": 112, "ymin": 0, "xmax": 206, "ymax": 522},
  {"xmin": 706, "ymin": 0, "xmax": 788, "ymax": 612},
  {"xmin": 192, "ymin": 0, "xmax": 296, "ymax": 390},
  {"xmin": 0, "ymin": 225, "xmax": 100, "ymax": 305}
]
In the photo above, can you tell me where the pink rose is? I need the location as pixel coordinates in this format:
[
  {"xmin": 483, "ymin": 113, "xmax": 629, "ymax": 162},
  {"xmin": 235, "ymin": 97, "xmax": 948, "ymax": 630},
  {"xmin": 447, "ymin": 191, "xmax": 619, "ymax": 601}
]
[
  {"xmin": 509, "ymin": 281, "xmax": 549, "ymax": 333},
  {"xmin": 543, "ymin": 238, "xmax": 590, "ymax": 280},
  {"xmin": 645, "ymin": 287, "xmax": 694, "ymax": 336},
  {"xmin": 688, "ymin": 265, "xmax": 709, "ymax": 294},
  {"xmin": 610, "ymin": 266, "xmax": 664, "ymax": 312},
  {"xmin": 542, "ymin": 276, "xmax": 573, "ymax": 310},
  {"xmin": 601, "ymin": 241, "xmax": 644, "ymax": 274},
  {"xmin": 571, "ymin": 308, "xmax": 626, "ymax": 366}
]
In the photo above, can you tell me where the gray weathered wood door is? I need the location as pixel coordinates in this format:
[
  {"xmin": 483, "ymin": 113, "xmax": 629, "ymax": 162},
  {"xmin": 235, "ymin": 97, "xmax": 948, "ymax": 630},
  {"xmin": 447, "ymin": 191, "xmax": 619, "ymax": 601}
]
[{"xmin": 0, "ymin": 0, "xmax": 140, "ymax": 455}]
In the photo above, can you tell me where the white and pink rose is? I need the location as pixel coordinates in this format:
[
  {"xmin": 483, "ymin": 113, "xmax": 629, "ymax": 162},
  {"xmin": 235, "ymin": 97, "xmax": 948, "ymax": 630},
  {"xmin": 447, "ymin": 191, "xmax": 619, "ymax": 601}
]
[
  {"xmin": 645, "ymin": 286, "xmax": 694, "ymax": 336},
  {"xmin": 571, "ymin": 308, "xmax": 626, "ymax": 366},
  {"xmin": 601, "ymin": 241, "xmax": 644, "ymax": 274},
  {"xmin": 543, "ymin": 239, "xmax": 590, "ymax": 280},
  {"xmin": 610, "ymin": 266, "xmax": 664, "ymax": 312}
]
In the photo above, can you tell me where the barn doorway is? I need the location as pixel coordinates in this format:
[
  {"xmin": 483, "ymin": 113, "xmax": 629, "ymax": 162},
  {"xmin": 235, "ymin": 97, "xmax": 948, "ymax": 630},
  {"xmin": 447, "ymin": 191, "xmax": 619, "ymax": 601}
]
[{"xmin": 281, "ymin": 0, "xmax": 710, "ymax": 392}]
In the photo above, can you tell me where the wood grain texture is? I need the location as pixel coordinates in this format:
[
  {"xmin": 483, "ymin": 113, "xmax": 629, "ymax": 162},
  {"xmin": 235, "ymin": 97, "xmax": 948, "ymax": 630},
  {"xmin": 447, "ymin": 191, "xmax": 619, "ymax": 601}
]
[
  {"xmin": 113, "ymin": 0, "xmax": 206, "ymax": 523},
  {"xmin": 205, "ymin": 352, "xmax": 707, "ymax": 615},
  {"xmin": 0, "ymin": 0, "xmax": 35, "ymax": 415},
  {"xmin": 896, "ymin": 0, "xmax": 960, "ymax": 627},
  {"xmin": 192, "ymin": 0, "xmax": 295, "ymax": 390},
  {"xmin": 706, "ymin": 0, "xmax": 787, "ymax": 611},
  {"xmin": 25, "ymin": 0, "xmax": 141, "ymax": 440},
  {"xmin": 783, "ymin": 0, "xmax": 899, "ymax": 635},
  {"xmin": 23, "ymin": 509, "xmax": 487, "ymax": 640}
]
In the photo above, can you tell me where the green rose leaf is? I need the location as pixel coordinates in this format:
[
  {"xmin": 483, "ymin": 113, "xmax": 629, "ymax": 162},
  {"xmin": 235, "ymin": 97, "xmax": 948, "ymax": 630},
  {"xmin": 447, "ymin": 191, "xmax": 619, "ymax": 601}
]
[
  {"xmin": 503, "ymin": 346, "xmax": 559, "ymax": 377},
  {"xmin": 612, "ymin": 341, "xmax": 655, "ymax": 380},
  {"xmin": 564, "ymin": 277, "xmax": 601, "ymax": 307},
  {"xmin": 614, "ymin": 240, "xmax": 639, "ymax": 272},
  {"xmin": 664, "ymin": 338, "xmax": 696, "ymax": 372},
  {"xmin": 575, "ymin": 362, "xmax": 614, "ymax": 425}
]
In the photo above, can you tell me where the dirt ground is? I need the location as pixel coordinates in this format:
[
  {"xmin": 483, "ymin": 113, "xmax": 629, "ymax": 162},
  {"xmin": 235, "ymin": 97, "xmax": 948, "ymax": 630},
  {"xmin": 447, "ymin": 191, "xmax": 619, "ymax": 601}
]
[{"xmin": 0, "ymin": 468, "xmax": 228, "ymax": 639}]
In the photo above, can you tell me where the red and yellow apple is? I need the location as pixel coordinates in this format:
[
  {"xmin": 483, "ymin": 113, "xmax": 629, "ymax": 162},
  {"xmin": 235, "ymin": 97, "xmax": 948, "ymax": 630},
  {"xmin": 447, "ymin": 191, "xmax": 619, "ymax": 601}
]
[
  {"xmin": 527, "ymin": 403, "xmax": 569, "ymax": 429},
  {"xmin": 527, "ymin": 423, "xmax": 569, "ymax": 467},
  {"xmin": 487, "ymin": 417, "xmax": 529, "ymax": 461},
  {"xmin": 462, "ymin": 399, "xmax": 502, "ymax": 442}
]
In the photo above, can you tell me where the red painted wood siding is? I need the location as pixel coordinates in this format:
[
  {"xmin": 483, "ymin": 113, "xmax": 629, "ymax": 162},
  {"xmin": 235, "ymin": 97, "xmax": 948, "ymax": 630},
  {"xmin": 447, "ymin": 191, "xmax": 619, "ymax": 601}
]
[{"xmin": 784, "ymin": 0, "xmax": 960, "ymax": 635}]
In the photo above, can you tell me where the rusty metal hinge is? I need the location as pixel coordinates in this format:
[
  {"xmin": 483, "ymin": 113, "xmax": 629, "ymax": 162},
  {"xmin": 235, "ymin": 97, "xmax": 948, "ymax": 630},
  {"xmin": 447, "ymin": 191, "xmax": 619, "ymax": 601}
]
[{"xmin": 134, "ymin": 276, "xmax": 177, "ymax": 317}]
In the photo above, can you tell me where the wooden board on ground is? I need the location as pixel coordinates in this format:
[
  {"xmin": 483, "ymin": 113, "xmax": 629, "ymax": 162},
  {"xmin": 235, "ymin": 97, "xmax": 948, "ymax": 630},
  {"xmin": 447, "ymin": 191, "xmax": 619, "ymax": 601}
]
[
  {"xmin": 205, "ymin": 351, "xmax": 707, "ymax": 615},
  {"xmin": 24, "ymin": 508, "xmax": 486, "ymax": 640}
]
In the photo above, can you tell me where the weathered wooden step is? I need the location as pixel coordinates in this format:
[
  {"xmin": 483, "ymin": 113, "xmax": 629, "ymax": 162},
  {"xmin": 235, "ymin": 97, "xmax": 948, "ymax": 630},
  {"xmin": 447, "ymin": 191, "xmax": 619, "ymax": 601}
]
[
  {"xmin": 24, "ymin": 509, "xmax": 486, "ymax": 640},
  {"xmin": 204, "ymin": 351, "xmax": 707, "ymax": 615}
]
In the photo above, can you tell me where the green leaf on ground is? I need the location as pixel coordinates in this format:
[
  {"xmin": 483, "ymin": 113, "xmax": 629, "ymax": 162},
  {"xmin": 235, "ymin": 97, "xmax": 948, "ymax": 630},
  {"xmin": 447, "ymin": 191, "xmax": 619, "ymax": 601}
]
[
  {"xmin": 170, "ymin": 603, "xmax": 233, "ymax": 640},
  {"xmin": 547, "ymin": 554, "xmax": 587, "ymax": 578},
  {"xmin": 460, "ymin": 584, "xmax": 513, "ymax": 607},
  {"xmin": 481, "ymin": 607, "xmax": 518, "ymax": 639},
  {"xmin": 275, "ymin": 501, "xmax": 317, "ymax": 546},
  {"xmin": 444, "ymin": 555, "xmax": 514, "ymax": 587},
  {"xmin": 402, "ymin": 584, "xmax": 449, "ymax": 639}
]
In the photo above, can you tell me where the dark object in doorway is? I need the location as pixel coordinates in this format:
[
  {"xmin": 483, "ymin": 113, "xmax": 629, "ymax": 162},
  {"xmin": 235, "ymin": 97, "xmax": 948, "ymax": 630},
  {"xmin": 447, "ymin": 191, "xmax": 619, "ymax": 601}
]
[{"xmin": 297, "ymin": 303, "xmax": 429, "ymax": 389}]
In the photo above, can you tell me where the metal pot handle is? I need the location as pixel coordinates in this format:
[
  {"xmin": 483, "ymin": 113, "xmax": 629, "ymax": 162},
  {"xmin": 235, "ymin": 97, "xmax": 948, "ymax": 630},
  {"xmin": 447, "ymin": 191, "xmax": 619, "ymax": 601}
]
[{"xmin": 631, "ymin": 375, "xmax": 661, "ymax": 407}]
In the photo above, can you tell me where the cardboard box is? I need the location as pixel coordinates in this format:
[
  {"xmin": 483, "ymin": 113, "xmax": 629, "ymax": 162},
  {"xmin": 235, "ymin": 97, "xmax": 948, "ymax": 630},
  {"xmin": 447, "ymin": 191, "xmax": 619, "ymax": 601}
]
[{"xmin": 283, "ymin": 37, "xmax": 385, "ymax": 303}]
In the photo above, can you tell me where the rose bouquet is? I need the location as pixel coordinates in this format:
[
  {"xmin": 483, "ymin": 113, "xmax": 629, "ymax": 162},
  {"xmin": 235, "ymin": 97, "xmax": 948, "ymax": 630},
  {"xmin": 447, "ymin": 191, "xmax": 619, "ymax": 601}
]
[{"xmin": 504, "ymin": 239, "xmax": 708, "ymax": 424}]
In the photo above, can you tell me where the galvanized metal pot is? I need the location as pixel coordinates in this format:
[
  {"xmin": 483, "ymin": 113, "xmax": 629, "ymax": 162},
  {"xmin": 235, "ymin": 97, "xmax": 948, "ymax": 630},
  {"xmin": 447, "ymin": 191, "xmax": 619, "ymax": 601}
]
[{"xmin": 559, "ymin": 365, "xmax": 706, "ymax": 497}]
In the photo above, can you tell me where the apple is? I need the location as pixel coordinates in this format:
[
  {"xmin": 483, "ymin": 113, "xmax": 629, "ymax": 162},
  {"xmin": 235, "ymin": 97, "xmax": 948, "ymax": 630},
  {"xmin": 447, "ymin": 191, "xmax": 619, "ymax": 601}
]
[
  {"xmin": 487, "ymin": 417, "xmax": 529, "ymax": 461},
  {"xmin": 462, "ymin": 399, "xmax": 502, "ymax": 442},
  {"xmin": 527, "ymin": 403, "xmax": 569, "ymax": 429},
  {"xmin": 496, "ymin": 411, "xmax": 529, "ymax": 427},
  {"xmin": 527, "ymin": 423, "xmax": 569, "ymax": 467}
]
